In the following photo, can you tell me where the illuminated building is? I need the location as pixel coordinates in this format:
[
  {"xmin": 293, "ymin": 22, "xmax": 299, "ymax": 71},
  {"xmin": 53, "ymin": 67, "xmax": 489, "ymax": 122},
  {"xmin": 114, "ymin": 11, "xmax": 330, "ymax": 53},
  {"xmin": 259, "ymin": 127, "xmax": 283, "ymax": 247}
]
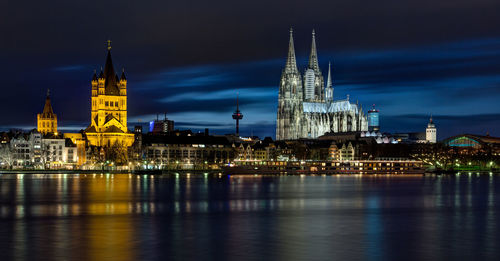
[
  {"xmin": 425, "ymin": 116, "xmax": 437, "ymax": 143},
  {"xmin": 276, "ymin": 29, "xmax": 368, "ymax": 140},
  {"xmin": 443, "ymin": 134, "xmax": 500, "ymax": 154},
  {"xmin": 149, "ymin": 114, "xmax": 174, "ymax": 134},
  {"xmin": 143, "ymin": 134, "xmax": 234, "ymax": 169},
  {"xmin": 85, "ymin": 41, "xmax": 134, "ymax": 147},
  {"xmin": 63, "ymin": 133, "xmax": 87, "ymax": 166},
  {"xmin": 9, "ymin": 133, "xmax": 30, "ymax": 168},
  {"xmin": 29, "ymin": 131, "xmax": 42, "ymax": 166},
  {"xmin": 368, "ymin": 104, "xmax": 380, "ymax": 132},
  {"xmin": 37, "ymin": 90, "xmax": 58, "ymax": 135},
  {"xmin": 328, "ymin": 142, "xmax": 355, "ymax": 160}
]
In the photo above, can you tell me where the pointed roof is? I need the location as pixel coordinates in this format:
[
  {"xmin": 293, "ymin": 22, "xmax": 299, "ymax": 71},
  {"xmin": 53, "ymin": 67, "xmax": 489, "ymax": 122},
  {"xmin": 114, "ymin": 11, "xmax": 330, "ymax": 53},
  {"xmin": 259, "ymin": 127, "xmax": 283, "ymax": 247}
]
[
  {"xmin": 284, "ymin": 28, "xmax": 298, "ymax": 73},
  {"xmin": 326, "ymin": 61, "xmax": 332, "ymax": 88},
  {"xmin": 98, "ymin": 67, "xmax": 104, "ymax": 78},
  {"xmin": 102, "ymin": 45, "xmax": 120, "ymax": 95},
  {"xmin": 428, "ymin": 115, "xmax": 435, "ymax": 128},
  {"xmin": 104, "ymin": 50, "xmax": 117, "ymax": 83},
  {"xmin": 42, "ymin": 89, "xmax": 54, "ymax": 114},
  {"xmin": 308, "ymin": 29, "xmax": 320, "ymax": 72},
  {"xmin": 120, "ymin": 68, "xmax": 126, "ymax": 80}
]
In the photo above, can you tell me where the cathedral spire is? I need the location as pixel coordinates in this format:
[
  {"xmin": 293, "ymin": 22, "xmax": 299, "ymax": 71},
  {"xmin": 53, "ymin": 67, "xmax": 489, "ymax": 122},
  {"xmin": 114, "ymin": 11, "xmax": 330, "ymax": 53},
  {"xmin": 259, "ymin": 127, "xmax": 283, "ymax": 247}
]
[
  {"xmin": 308, "ymin": 29, "xmax": 320, "ymax": 72},
  {"xmin": 285, "ymin": 28, "xmax": 298, "ymax": 73}
]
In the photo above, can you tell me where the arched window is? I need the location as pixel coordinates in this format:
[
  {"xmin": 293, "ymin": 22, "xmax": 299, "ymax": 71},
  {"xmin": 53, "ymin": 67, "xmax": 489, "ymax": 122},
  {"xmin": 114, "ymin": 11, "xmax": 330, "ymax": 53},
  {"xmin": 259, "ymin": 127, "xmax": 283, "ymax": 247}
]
[{"xmin": 347, "ymin": 115, "xmax": 353, "ymax": 132}]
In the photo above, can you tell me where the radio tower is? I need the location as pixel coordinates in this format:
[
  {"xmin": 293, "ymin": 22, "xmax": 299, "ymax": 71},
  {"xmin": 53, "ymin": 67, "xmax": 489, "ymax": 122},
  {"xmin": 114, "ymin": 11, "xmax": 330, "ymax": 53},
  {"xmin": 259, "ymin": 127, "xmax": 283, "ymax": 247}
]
[{"xmin": 232, "ymin": 95, "xmax": 243, "ymax": 136}]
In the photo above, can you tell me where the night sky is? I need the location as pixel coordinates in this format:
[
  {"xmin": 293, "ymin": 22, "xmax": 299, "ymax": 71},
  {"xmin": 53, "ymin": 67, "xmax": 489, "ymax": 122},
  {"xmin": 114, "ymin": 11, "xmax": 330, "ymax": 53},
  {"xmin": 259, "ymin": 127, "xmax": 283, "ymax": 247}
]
[{"xmin": 2, "ymin": 0, "xmax": 500, "ymax": 139}]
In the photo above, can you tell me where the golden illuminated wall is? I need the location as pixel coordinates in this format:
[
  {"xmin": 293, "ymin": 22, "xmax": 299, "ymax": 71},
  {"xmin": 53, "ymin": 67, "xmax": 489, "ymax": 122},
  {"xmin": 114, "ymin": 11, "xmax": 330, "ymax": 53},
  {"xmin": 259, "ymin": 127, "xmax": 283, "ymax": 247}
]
[
  {"xmin": 64, "ymin": 133, "xmax": 87, "ymax": 165},
  {"xmin": 85, "ymin": 47, "xmax": 134, "ymax": 148},
  {"xmin": 37, "ymin": 114, "xmax": 58, "ymax": 134},
  {"xmin": 91, "ymin": 78, "xmax": 128, "ymax": 133},
  {"xmin": 37, "ymin": 93, "xmax": 58, "ymax": 134}
]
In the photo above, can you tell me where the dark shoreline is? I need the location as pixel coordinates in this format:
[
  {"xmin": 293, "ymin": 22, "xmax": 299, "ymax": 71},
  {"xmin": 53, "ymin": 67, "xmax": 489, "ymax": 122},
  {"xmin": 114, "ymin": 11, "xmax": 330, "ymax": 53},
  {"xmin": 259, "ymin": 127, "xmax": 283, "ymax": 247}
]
[{"xmin": 0, "ymin": 169, "xmax": 498, "ymax": 176}]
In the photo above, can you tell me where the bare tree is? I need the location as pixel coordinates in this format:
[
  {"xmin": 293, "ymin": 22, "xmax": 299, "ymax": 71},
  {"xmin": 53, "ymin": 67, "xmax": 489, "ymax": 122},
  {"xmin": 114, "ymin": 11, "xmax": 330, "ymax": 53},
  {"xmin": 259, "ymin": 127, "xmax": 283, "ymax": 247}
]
[{"xmin": 0, "ymin": 145, "xmax": 15, "ymax": 169}]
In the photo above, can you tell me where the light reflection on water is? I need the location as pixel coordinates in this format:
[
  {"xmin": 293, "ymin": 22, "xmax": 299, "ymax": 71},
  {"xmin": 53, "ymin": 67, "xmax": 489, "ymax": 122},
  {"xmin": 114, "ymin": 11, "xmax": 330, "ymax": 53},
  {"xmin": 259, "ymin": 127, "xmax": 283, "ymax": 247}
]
[{"xmin": 0, "ymin": 173, "xmax": 499, "ymax": 260}]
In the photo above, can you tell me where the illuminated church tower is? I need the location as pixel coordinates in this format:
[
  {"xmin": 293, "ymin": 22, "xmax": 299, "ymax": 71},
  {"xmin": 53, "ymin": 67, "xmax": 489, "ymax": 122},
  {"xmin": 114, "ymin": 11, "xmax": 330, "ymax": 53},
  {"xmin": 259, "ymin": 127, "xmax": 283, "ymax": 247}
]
[
  {"xmin": 37, "ymin": 89, "xmax": 58, "ymax": 134},
  {"xmin": 426, "ymin": 116, "xmax": 437, "ymax": 143},
  {"xmin": 85, "ymin": 41, "xmax": 134, "ymax": 147}
]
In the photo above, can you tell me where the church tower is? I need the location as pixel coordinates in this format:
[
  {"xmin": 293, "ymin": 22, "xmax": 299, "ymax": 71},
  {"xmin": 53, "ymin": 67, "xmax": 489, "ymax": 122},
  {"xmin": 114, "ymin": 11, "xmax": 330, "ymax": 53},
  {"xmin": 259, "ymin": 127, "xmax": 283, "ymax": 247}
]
[
  {"xmin": 276, "ymin": 28, "xmax": 304, "ymax": 140},
  {"xmin": 426, "ymin": 116, "xmax": 437, "ymax": 143},
  {"xmin": 85, "ymin": 41, "xmax": 134, "ymax": 147},
  {"xmin": 303, "ymin": 30, "xmax": 324, "ymax": 102},
  {"xmin": 37, "ymin": 90, "xmax": 58, "ymax": 134}
]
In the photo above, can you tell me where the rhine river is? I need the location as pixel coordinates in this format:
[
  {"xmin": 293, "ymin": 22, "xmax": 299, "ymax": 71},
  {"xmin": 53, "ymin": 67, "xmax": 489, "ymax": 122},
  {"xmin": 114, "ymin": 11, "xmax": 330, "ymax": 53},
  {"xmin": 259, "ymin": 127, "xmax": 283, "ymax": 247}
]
[{"xmin": 0, "ymin": 173, "xmax": 499, "ymax": 261}]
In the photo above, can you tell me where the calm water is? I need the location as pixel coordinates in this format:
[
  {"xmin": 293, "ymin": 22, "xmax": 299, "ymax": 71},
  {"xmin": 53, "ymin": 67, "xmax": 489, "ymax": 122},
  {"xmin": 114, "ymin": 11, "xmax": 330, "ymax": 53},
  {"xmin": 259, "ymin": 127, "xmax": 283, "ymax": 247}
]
[{"xmin": 0, "ymin": 173, "xmax": 499, "ymax": 261}]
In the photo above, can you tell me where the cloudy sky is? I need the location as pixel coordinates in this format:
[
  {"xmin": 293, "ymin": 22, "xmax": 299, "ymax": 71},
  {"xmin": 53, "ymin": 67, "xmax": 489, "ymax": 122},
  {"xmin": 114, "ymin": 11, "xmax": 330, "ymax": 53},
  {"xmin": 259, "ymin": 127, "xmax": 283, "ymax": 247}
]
[{"xmin": 1, "ymin": 0, "xmax": 499, "ymax": 139}]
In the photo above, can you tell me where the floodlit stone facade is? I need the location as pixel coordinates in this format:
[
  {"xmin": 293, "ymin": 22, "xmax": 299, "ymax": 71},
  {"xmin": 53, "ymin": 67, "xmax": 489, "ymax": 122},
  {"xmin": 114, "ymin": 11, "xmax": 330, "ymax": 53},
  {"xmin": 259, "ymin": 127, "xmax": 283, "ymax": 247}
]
[{"xmin": 276, "ymin": 29, "xmax": 368, "ymax": 140}]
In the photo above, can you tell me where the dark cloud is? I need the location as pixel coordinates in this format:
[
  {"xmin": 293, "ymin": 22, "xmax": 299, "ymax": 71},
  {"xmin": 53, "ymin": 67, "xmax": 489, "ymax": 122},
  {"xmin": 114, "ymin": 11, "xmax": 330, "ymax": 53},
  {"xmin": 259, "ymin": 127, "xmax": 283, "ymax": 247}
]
[{"xmin": 1, "ymin": 0, "xmax": 499, "ymax": 138}]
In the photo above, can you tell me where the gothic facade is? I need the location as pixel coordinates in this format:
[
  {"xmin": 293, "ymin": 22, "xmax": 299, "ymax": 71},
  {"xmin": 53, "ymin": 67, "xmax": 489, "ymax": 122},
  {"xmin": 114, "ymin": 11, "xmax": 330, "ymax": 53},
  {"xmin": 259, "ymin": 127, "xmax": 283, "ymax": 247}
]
[{"xmin": 276, "ymin": 29, "xmax": 368, "ymax": 140}]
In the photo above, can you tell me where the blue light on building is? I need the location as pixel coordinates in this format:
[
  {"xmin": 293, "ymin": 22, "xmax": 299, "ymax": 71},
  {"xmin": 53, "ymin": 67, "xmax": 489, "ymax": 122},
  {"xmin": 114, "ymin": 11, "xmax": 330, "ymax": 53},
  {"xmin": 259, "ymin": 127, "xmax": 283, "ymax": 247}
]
[{"xmin": 368, "ymin": 104, "xmax": 379, "ymax": 132}]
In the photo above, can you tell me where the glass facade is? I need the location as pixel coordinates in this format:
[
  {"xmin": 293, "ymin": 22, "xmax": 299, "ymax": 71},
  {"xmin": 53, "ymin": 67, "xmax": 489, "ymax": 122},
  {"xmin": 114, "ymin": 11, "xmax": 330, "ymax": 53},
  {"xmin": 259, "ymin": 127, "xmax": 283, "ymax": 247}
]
[
  {"xmin": 368, "ymin": 111, "xmax": 379, "ymax": 131},
  {"xmin": 446, "ymin": 137, "xmax": 481, "ymax": 148}
]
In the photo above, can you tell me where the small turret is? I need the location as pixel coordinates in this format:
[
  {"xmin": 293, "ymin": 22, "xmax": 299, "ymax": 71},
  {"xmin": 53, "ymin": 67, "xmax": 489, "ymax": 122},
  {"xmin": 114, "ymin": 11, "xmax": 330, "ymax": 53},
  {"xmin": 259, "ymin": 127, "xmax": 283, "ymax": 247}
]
[
  {"xmin": 92, "ymin": 70, "xmax": 98, "ymax": 82},
  {"xmin": 325, "ymin": 61, "xmax": 333, "ymax": 101},
  {"xmin": 98, "ymin": 67, "xmax": 104, "ymax": 79},
  {"xmin": 120, "ymin": 68, "xmax": 127, "ymax": 81}
]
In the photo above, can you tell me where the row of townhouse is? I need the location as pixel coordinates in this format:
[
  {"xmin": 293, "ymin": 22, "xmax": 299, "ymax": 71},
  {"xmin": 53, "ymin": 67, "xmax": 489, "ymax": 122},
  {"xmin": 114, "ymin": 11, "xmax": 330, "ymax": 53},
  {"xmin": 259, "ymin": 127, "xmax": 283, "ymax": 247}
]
[{"xmin": 0, "ymin": 130, "xmax": 78, "ymax": 169}]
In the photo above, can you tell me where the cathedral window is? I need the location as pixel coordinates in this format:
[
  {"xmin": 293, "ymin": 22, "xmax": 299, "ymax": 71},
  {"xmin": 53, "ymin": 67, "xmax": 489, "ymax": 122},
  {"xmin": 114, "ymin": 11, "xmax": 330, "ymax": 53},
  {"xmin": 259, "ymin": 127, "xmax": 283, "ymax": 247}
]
[
  {"xmin": 105, "ymin": 101, "xmax": 109, "ymax": 106},
  {"xmin": 347, "ymin": 116, "xmax": 353, "ymax": 132},
  {"xmin": 115, "ymin": 101, "xmax": 118, "ymax": 107}
]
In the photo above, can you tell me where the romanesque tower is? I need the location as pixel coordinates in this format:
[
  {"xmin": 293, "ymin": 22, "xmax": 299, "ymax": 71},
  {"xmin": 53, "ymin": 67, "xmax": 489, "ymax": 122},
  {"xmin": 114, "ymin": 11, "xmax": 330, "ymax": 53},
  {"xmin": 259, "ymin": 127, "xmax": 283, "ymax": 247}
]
[
  {"xmin": 37, "ymin": 90, "xmax": 58, "ymax": 134},
  {"xmin": 85, "ymin": 41, "xmax": 134, "ymax": 147}
]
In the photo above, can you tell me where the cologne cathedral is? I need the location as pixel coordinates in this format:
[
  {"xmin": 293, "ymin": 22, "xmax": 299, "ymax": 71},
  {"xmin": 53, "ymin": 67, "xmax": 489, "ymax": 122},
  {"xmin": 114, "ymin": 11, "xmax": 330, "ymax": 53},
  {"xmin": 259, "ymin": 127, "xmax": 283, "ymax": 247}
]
[{"xmin": 276, "ymin": 29, "xmax": 368, "ymax": 140}]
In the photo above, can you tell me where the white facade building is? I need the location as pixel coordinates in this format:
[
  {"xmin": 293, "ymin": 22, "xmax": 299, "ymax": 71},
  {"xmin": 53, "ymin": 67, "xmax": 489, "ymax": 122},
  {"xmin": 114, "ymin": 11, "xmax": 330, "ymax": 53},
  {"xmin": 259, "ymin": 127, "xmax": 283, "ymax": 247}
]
[{"xmin": 426, "ymin": 116, "xmax": 437, "ymax": 143}]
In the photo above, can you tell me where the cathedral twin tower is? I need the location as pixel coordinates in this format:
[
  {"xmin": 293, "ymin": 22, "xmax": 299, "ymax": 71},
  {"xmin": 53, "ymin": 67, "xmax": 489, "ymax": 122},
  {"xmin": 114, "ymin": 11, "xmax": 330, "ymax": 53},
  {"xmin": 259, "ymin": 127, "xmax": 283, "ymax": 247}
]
[{"xmin": 276, "ymin": 29, "xmax": 368, "ymax": 140}]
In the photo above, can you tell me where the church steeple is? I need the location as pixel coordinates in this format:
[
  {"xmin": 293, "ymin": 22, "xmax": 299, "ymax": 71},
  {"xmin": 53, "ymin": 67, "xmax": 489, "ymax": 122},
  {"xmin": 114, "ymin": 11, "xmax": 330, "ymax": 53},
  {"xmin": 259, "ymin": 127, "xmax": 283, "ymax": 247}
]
[
  {"xmin": 37, "ymin": 89, "xmax": 58, "ymax": 135},
  {"xmin": 285, "ymin": 28, "xmax": 298, "ymax": 73},
  {"xmin": 308, "ymin": 29, "xmax": 320, "ymax": 72},
  {"xmin": 101, "ymin": 40, "xmax": 120, "ymax": 95},
  {"xmin": 104, "ymin": 47, "xmax": 116, "ymax": 84},
  {"xmin": 85, "ymin": 41, "xmax": 134, "ymax": 148},
  {"xmin": 43, "ymin": 89, "xmax": 54, "ymax": 114}
]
